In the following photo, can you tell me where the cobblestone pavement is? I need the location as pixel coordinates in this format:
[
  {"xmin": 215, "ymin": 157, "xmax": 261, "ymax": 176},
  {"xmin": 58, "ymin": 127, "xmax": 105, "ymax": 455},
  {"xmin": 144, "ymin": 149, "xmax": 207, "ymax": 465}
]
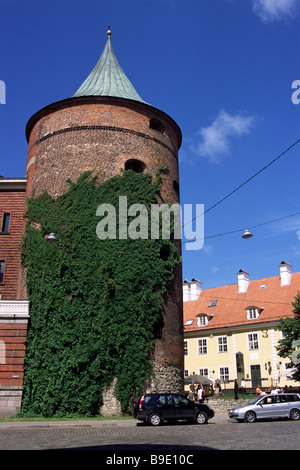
[{"xmin": 0, "ymin": 414, "xmax": 299, "ymax": 452}]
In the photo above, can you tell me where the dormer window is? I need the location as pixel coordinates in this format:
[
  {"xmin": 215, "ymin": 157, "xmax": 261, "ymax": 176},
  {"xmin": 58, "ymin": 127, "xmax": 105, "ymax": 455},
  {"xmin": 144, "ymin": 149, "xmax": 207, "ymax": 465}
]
[
  {"xmin": 208, "ymin": 300, "xmax": 217, "ymax": 307},
  {"xmin": 197, "ymin": 314, "xmax": 209, "ymax": 327},
  {"xmin": 246, "ymin": 306, "xmax": 260, "ymax": 320}
]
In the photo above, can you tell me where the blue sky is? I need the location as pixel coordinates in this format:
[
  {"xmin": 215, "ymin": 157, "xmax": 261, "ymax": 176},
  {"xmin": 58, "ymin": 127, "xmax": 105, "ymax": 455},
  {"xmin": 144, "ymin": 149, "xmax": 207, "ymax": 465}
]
[{"xmin": 1, "ymin": 0, "xmax": 300, "ymax": 289}]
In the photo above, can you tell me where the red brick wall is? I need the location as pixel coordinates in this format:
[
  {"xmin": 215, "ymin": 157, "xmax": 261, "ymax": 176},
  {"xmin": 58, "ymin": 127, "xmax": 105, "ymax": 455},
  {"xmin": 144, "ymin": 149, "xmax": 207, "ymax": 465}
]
[
  {"xmin": 0, "ymin": 323, "xmax": 27, "ymax": 386},
  {"xmin": 0, "ymin": 190, "xmax": 26, "ymax": 300},
  {"xmin": 25, "ymin": 97, "xmax": 182, "ymax": 202},
  {"xmin": 25, "ymin": 96, "xmax": 184, "ymax": 375}
]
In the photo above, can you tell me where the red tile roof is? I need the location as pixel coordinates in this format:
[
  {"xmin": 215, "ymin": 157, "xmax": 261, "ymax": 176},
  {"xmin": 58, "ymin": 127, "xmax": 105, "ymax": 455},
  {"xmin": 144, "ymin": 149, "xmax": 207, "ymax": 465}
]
[{"xmin": 183, "ymin": 272, "xmax": 300, "ymax": 332}]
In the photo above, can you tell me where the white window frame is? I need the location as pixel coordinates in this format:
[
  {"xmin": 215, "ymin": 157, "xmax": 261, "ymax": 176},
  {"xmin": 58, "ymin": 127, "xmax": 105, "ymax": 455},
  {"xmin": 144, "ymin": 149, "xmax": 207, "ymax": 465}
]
[
  {"xmin": 217, "ymin": 335, "xmax": 228, "ymax": 353},
  {"xmin": 248, "ymin": 332, "xmax": 260, "ymax": 351},
  {"xmin": 197, "ymin": 314, "xmax": 208, "ymax": 327},
  {"xmin": 219, "ymin": 366, "xmax": 230, "ymax": 383},
  {"xmin": 197, "ymin": 338, "xmax": 208, "ymax": 355},
  {"xmin": 184, "ymin": 340, "xmax": 189, "ymax": 356},
  {"xmin": 246, "ymin": 307, "xmax": 259, "ymax": 320},
  {"xmin": 198, "ymin": 367, "xmax": 209, "ymax": 377}
]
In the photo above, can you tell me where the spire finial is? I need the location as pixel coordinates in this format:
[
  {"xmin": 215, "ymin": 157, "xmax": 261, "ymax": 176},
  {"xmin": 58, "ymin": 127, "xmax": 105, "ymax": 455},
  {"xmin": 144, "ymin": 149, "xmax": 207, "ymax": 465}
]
[{"xmin": 107, "ymin": 25, "xmax": 111, "ymax": 37}]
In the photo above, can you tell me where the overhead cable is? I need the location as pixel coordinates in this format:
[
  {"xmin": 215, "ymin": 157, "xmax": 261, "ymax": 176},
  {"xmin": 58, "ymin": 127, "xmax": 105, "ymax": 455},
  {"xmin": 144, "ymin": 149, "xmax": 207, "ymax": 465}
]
[{"xmin": 183, "ymin": 136, "xmax": 300, "ymax": 228}]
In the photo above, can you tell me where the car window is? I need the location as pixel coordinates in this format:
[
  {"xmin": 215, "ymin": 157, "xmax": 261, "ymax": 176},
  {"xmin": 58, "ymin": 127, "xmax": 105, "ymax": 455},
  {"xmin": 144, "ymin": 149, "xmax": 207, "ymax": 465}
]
[
  {"xmin": 158, "ymin": 394, "xmax": 174, "ymax": 405},
  {"xmin": 173, "ymin": 395, "xmax": 189, "ymax": 405},
  {"xmin": 144, "ymin": 395, "xmax": 157, "ymax": 405},
  {"xmin": 260, "ymin": 396, "xmax": 273, "ymax": 405},
  {"xmin": 279, "ymin": 395, "xmax": 288, "ymax": 402},
  {"xmin": 290, "ymin": 394, "xmax": 300, "ymax": 402}
]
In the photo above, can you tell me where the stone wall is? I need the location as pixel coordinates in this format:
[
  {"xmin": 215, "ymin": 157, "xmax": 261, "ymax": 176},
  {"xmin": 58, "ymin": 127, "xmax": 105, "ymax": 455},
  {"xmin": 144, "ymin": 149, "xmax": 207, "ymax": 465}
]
[
  {"xmin": 0, "ymin": 386, "xmax": 23, "ymax": 417},
  {"xmin": 206, "ymin": 397, "xmax": 252, "ymax": 414},
  {"xmin": 100, "ymin": 377, "xmax": 122, "ymax": 417}
]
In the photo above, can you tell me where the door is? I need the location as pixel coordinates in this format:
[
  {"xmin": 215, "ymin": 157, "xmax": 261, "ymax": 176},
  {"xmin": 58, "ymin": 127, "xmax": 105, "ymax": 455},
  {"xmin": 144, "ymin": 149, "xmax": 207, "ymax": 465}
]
[
  {"xmin": 250, "ymin": 364, "xmax": 261, "ymax": 387},
  {"xmin": 256, "ymin": 396, "xmax": 275, "ymax": 419},
  {"xmin": 156, "ymin": 394, "xmax": 177, "ymax": 420},
  {"xmin": 273, "ymin": 394, "xmax": 289, "ymax": 417},
  {"xmin": 173, "ymin": 393, "xmax": 196, "ymax": 420}
]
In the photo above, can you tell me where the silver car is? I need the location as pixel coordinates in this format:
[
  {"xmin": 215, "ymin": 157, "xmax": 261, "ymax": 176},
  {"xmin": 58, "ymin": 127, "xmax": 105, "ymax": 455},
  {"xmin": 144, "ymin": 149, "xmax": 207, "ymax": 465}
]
[{"xmin": 228, "ymin": 393, "xmax": 300, "ymax": 423}]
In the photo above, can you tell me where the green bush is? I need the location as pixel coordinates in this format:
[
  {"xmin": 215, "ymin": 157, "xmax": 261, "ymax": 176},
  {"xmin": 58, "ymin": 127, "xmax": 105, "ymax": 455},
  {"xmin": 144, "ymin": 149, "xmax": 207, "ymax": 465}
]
[{"xmin": 21, "ymin": 170, "xmax": 179, "ymax": 416}]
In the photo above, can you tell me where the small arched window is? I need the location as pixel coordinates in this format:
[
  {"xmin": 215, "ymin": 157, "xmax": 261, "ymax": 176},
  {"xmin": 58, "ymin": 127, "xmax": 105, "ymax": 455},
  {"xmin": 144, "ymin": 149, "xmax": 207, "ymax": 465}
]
[
  {"xmin": 124, "ymin": 159, "xmax": 146, "ymax": 173},
  {"xmin": 149, "ymin": 118, "xmax": 165, "ymax": 135}
]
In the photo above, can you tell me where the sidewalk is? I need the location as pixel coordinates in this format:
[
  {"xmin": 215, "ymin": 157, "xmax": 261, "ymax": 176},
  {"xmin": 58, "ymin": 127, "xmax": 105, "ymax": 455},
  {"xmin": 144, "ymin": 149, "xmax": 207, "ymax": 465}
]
[{"xmin": 0, "ymin": 413, "xmax": 229, "ymax": 429}]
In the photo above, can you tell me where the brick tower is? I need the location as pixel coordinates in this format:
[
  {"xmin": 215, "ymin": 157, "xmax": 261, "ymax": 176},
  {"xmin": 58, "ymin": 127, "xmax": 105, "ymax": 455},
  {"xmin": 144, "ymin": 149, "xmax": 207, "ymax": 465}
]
[{"xmin": 24, "ymin": 28, "xmax": 184, "ymax": 413}]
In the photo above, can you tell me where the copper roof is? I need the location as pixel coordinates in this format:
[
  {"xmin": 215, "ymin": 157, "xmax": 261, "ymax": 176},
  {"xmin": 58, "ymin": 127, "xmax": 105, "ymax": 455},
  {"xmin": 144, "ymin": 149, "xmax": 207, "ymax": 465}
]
[{"xmin": 73, "ymin": 26, "xmax": 146, "ymax": 103}]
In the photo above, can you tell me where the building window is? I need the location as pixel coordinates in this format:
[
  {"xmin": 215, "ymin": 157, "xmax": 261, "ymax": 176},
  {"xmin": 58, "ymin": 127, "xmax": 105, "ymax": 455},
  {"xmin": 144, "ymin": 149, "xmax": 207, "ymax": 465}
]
[
  {"xmin": 248, "ymin": 333, "xmax": 259, "ymax": 350},
  {"xmin": 0, "ymin": 261, "xmax": 5, "ymax": 284},
  {"xmin": 246, "ymin": 306, "xmax": 259, "ymax": 320},
  {"xmin": 219, "ymin": 366, "xmax": 230, "ymax": 383},
  {"xmin": 197, "ymin": 314, "xmax": 208, "ymax": 327},
  {"xmin": 184, "ymin": 369, "xmax": 189, "ymax": 378},
  {"xmin": 208, "ymin": 300, "xmax": 217, "ymax": 307},
  {"xmin": 1, "ymin": 213, "xmax": 10, "ymax": 232},
  {"xmin": 218, "ymin": 336, "xmax": 228, "ymax": 353},
  {"xmin": 199, "ymin": 368, "xmax": 209, "ymax": 377},
  {"xmin": 184, "ymin": 340, "xmax": 189, "ymax": 356},
  {"xmin": 185, "ymin": 319, "xmax": 194, "ymax": 327},
  {"xmin": 173, "ymin": 180, "xmax": 179, "ymax": 196},
  {"xmin": 149, "ymin": 118, "xmax": 165, "ymax": 135},
  {"xmin": 124, "ymin": 159, "xmax": 146, "ymax": 173},
  {"xmin": 198, "ymin": 338, "xmax": 208, "ymax": 355}
]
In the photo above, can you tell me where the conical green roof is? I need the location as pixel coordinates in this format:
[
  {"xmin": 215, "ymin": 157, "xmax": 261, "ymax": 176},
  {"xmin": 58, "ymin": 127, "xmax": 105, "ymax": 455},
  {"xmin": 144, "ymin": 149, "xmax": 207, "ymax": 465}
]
[{"xmin": 73, "ymin": 27, "xmax": 146, "ymax": 103}]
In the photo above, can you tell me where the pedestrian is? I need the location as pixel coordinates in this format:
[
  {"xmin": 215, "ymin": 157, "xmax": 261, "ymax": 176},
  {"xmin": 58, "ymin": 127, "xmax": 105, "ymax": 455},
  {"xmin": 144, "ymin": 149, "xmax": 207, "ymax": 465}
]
[
  {"xmin": 197, "ymin": 385, "xmax": 205, "ymax": 403},
  {"xmin": 241, "ymin": 378, "xmax": 246, "ymax": 394},
  {"xmin": 189, "ymin": 381, "xmax": 196, "ymax": 402},
  {"xmin": 215, "ymin": 378, "xmax": 222, "ymax": 396}
]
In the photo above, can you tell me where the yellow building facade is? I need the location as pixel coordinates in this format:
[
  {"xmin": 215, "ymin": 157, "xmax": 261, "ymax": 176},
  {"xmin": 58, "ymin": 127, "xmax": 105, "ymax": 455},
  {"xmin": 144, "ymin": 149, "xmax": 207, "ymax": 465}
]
[{"xmin": 183, "ymin": 263, "xmax": 300, "ymax": 392}]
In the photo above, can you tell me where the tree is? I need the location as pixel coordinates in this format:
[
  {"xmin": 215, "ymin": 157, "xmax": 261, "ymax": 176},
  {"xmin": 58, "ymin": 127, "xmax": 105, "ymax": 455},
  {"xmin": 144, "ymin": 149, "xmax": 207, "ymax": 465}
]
[{"xmin": 277, "ymin": 292, "xmax": 300, "ymax": 383}]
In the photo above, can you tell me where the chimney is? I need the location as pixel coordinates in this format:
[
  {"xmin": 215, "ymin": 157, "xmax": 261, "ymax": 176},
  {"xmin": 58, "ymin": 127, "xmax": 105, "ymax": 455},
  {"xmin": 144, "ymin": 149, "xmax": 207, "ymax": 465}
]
[
  {"xmin": 183, "ymin": 280, "xmax": 191, "ymax": 302},
  {"xmin": 190, "ymin": 278, "xmax": 202, "ymax": 301},
  {"xmin": 183, "ymin": 279, "xmax": 202, "ymax": 302},
  {"xmin": 279, "ymin": 261, "xmax": 292, "ymax": 286},
  {"xmin": 237, "ymin": 269, "xmax": 250, "ymax": 293}
]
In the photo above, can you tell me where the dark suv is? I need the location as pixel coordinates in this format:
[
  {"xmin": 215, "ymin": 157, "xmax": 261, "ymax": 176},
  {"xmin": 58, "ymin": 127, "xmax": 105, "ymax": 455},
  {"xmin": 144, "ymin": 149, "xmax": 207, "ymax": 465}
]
[{"xmin": 133, "ymin": 393, "xmax": 215, "ymax": 425}]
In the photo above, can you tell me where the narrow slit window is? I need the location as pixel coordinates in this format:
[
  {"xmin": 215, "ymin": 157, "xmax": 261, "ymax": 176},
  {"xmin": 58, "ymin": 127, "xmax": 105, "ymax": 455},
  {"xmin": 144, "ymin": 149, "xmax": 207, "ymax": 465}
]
[
  {"xmin": 0, "ymin": 261, "xmax": 5, "ymax": 283},
  {"xmin": 1, "ymin": 213, "xmax": 10, "ymax": 232}
]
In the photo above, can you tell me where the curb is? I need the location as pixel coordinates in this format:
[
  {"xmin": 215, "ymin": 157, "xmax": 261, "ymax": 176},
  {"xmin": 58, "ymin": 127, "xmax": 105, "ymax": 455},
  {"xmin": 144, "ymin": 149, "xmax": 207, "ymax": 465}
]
[{"xmin": 0, "ymin": 413, "xmax": 229, "ymax": 429}]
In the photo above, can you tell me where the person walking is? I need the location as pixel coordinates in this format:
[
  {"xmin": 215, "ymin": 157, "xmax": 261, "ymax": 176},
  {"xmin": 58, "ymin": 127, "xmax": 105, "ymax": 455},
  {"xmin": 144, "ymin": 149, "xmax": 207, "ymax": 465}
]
[
  {"xmin": 197, "ymin": 385, "xmax": 205, "ymax": 404},
  {"xmin": 241, "ymin": 378, "xmax": 246, "ymax": 394}
]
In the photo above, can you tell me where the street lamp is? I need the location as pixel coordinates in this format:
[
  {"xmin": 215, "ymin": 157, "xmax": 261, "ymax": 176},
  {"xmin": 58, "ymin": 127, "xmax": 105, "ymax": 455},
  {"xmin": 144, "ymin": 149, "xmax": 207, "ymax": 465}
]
[
  {"xmin": 242, "ymin": 229, "xmax": 253, "ymax": 239},
  {"xmin": 46, "ymin": 232, "xmax": 57, "ymax": 243}
]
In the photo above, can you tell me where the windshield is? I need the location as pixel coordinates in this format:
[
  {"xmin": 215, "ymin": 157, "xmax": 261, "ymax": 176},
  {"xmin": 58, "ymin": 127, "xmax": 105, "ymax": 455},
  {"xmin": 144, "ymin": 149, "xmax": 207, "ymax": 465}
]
[{"xmin": 248, "ymin": 397, "xmax": 262, "ymax": 405}]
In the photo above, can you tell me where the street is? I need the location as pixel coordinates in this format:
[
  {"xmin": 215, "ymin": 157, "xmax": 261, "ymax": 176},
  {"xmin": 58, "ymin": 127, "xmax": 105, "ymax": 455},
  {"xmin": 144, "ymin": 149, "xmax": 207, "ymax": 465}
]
[{"xmin": 0, "ymin": 414, "xmax": 299, "ymax": 452}]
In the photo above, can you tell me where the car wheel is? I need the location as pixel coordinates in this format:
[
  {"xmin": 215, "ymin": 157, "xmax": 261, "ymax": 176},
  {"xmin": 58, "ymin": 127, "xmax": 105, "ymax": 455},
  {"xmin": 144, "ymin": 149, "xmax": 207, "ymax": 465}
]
[
  {"xmin": 290, "ymin": 408, "xmax": 300, "ymax": 420},
  {"xmin": 148, "ymin": 413, "xmax": 162, "ymax": 426},
  {"xmin": 196, "ymin": 411, "xmax": 208, "ymax": 424},
  {"xmin": 244, "ymin": 410, "xmax": 256, "ymax": 423}
]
